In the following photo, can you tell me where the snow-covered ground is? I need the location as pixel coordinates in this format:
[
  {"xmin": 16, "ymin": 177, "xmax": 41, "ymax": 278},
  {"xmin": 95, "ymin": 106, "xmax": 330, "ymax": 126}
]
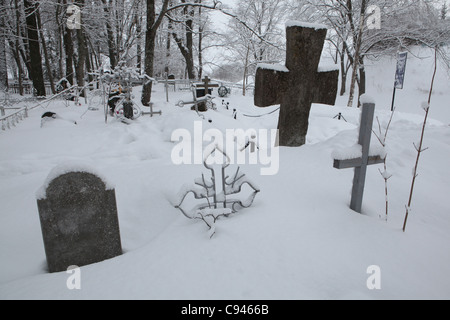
[{"xmin": 0, "ymin": 47, "xmax": 449, "ymax": 299}]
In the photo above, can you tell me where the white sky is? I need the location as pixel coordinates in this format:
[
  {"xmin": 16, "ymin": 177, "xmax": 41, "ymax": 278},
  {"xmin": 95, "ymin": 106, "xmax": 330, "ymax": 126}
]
[
  {"xmin": 210, "ymin": 0, "xmax": 237, "ymax": 31},
  {"xmin": 204, "ymin": 0, "xmax": 238, "ymax": 72}
]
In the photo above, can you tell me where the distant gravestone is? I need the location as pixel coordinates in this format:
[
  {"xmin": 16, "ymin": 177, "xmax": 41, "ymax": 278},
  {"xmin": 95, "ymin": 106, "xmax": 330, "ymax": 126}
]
[
  {"xmin": 36, "ymin": 165, "xmax": 122, "ymax": 273},
  {"xmin": 254, "ymin": 21, "xmax": 339, "ymax": 147}
]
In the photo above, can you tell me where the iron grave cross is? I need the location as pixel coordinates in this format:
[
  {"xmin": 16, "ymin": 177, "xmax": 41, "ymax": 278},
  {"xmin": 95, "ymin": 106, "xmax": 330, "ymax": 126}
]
[
  {"xmin": 254, "ymin": 21, "xmax": 339, "ymax": 147},
  {"xmin": 333, "ymin": 101, "xmax": 385, "ymax": 213}
]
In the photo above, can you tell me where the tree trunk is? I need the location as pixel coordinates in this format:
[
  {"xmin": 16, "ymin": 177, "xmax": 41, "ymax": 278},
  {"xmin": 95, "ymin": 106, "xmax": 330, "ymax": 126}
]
[
  {"xmin": 164, "ymin": 29, "xmax": 171, "ymax": 75},
  {"xmin": 357, "ymin": 56, "xmax": 366, "ymax": 107},
  {"xmin": 141, "ymin": 0, "xmax": 171, "ymax": 105},
  {"xmin": 101, "ymin": 0, "xmax": 117, "ymax": 70},
  {"xmin": 136, "ymin": 12, "xmax": 142, "ymax": 73},
  {"xmin": 24, "ymin": 0, "xmax": 46, "ymax": 97},
  {"xmin": 75, "ymin": 0, "xmax": 87, "ymax": 93},
  {"xmin": 0, "ymin": 0, "xmax": 8, "ymax": 90},
  {"xmin": 347, "ymin": 0, "xmax": 367, "ymax": 107},
  {"xmin": 56, "ymin": 1, "xmax": 64, "ymax": 80},
  {"xmin": 340, "ymin": 42, "xmax": 347, "ymax": 96},
  {"xmin": 36, "ymin": 9, "xmax": 55, "ymax": 94},
  {"xmin": 171, "ymin": 1, "xmax": 196, "ymax": 80},
  {"xmin": 141, "ymin": 0, "xmax": 157, "ymax": 106},
  {"xmin": 197, "ymin": 1, "xmax": 203, "ymax": 79},
  {"xmin": 184, "ymin": 2, "xmax": 195, "ymax": 79},
  {"xmin": 242, "ymin": 45, "xmax": 250, "ymax": 96},
  {"xmin": 86, "ymin": 48, "xmax": 93, "ymax": 84},
  {"xmin": 63, "ymin": 28, "xmax": 74, "ymax": 85},
  {"xmin": 19, "ymin": 25, "xmax": 33, "ymax": 78},
  {"xmin": 62, "ymin": 0, "xmax": 74, "ymax": 85},
  {"xmin": 14, "ymin": 0, "xmax": 23, "ymax": 95}
]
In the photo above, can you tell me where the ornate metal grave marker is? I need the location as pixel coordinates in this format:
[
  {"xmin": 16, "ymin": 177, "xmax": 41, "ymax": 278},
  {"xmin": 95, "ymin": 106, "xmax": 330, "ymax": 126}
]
[{"xmin": 174, "ymin": 146, "xmax": 260, "ymax": 237}]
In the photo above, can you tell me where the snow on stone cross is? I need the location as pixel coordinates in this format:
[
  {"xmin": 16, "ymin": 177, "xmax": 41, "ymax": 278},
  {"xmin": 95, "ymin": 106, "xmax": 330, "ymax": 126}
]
[
  {"xmin": 332, "ymin": 99, "xmax": 386, "ymax": 213},
  {"xmin": 254, "ymin": 20, "xmax": 339, "ymax": 147}
]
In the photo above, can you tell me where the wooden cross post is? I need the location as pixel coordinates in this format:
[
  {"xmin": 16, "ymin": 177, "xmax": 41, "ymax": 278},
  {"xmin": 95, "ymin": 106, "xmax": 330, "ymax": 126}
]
[
  {"xmin": 333, "ymin": 102, "xmax": 385, "ymax": 213},
  {"xmin": 254, "ymin": 21, "xmax": 339, "ymax": 147},
  {"xmin": 194, "ymin": 76, "xmax": 219, "ymax": 112}
]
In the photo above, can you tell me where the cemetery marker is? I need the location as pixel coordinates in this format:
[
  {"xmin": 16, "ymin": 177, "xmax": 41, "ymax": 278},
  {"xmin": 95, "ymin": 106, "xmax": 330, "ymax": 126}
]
[
  {"xmin": 195, "ymin": 76, "xmax": 219, "ymax": 97},
  {"xmin": 37, "ymin": 166, "xmax": 122, "ymax": 273},
  {"xmin": 254, "ymin": 21, "xmax": 339, "ymax": 147},
  {"xmin": 194, "ymin": 77, "xmax": 219, "ymax": 112},
  {"xmin": 333, "ymin": 100, "xmax": 385, "ymax": 213}
]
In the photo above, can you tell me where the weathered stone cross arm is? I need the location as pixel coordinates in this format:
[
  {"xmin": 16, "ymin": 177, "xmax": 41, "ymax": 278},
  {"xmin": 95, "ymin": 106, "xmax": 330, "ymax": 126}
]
[{"xmin": 254, "ymin": 64, "xmax": 339, "ymax": 108}]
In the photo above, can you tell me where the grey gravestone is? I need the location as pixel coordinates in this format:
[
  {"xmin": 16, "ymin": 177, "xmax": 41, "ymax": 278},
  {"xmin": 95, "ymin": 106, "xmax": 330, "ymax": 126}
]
[
  {"xmin": 254, "ymin": 21, "xmax": 339, "ymax": 147},
  {"xmin": 333, "ymin": 101, "xmax": 385, "ymax": 213},
  {"xmin": 37, "ymin": 168, "xmax": 122, "ymax": 273}
]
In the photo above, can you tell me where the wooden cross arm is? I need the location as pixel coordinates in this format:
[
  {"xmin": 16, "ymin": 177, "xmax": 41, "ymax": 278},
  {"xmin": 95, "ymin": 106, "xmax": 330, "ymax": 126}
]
[
  {"xmin": 195, "ymin": 83, "xmax": 220, "ymax": 88},
  {"xmin": 333, "ymin": 155, "xmax": 385, "ymax": 169}
]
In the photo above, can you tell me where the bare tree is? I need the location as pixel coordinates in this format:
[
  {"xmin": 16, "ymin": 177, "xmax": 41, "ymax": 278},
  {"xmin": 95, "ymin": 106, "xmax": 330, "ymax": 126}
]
[
  {"xmin": 141, "ymin": 0, "xmax": 170, "ymax": 106},
  {"xmin": 0, "ymin": 0, "xmax": 7, "ymax": 90},
  {"xmin": 403, "ymin": 47, "xmax": 438, "ymax": 233},
  {"xmin": 24, "ymin": 0, "xmax": 46, "ymax": 97},
  {"xmin": 287, "ymin": 0, "xmax": 449, "ymax": 106},
  {"xmin": 222, "ymin": 0, "xmax": 287, "ymax": 95},
  {"xmin": 141, "ymin": 0, "xmax": 219, "ymax": 105}
]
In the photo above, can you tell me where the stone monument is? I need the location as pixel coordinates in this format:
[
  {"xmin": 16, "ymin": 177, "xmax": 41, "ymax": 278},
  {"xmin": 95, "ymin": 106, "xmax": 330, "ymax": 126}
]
[
  {"xmin": 254, "ymin": 21, "xmax": 339, "ymax": 147},
  {"xmin": 36, "ymin": 164, "xmax": 122, "ymax": 273}
]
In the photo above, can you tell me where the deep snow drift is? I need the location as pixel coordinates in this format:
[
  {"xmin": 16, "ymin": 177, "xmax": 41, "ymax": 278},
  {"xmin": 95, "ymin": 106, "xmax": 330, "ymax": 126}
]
[{"xmin": 0, "ymin": 48, "xmax": 449, "ymax": 299}]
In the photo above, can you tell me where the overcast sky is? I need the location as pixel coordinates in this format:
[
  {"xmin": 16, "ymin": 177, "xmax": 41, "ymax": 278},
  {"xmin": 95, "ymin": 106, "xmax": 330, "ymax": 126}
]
[{"xmin": 210, "ymin": 0, "xmax": 236, "ymax": 31}]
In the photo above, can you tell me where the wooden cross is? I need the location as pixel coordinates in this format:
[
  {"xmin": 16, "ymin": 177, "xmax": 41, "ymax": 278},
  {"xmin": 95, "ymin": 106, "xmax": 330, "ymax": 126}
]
[
  {"xmin": 333, "ymin": 102, "xmax": 385, "ymax": 213},
  {"xmin": 193, "ymin": 76, "xmax": 219, "ymax": 112},
  {"xmin": 195, "ymin": 76, "xmax": 219, "ymax": 97},
  {"xmin": 254, "ymin": 21, "xmax": 339, "ymax": 147}
]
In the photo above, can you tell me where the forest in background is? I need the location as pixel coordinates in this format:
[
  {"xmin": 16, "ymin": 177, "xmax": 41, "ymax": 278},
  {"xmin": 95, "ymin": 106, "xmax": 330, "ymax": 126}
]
[{"xmin": 0, "ymin": 0, "xmax": 448, "ymax": 106}]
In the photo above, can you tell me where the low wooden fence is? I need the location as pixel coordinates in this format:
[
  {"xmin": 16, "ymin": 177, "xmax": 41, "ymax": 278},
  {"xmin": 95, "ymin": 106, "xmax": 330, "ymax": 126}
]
[
  {"xmin": 0, "ymin": 106, "xmax": 29, "ymax": 131},
  {"xmin": 8, "ymin": 82, "xmax": 53, "ymax": 96}
]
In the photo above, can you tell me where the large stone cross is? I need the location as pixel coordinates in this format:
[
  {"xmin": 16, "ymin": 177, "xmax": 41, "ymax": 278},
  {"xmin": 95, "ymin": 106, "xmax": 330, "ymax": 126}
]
[
  {"xmin": 254, "ymin": 21, "xmax": 339, "ymax": 147},
  {"xmin": 332, "ymin": 101, "xmax": 385, "ymax": 213}
]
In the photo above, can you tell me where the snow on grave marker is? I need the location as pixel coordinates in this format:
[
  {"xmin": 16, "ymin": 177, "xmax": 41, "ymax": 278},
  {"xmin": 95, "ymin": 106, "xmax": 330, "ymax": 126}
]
[
  {"xmin": 36, "ymin": 163, "xmax": 122, "ymax": 273},
  {"xmin": 174, "ymin": 145, "xmax": 260, "ymax": 238},
  {"xmin": 193, "ymin": 76, "xmax": 220, "ymax": 112},
  {"xmin": 254, "ymin": 20, "xmax": 339, "ymax": 147},
  {"xmin": 332, "ymin": 98, "xmax": 386, "ymax": 213}
]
